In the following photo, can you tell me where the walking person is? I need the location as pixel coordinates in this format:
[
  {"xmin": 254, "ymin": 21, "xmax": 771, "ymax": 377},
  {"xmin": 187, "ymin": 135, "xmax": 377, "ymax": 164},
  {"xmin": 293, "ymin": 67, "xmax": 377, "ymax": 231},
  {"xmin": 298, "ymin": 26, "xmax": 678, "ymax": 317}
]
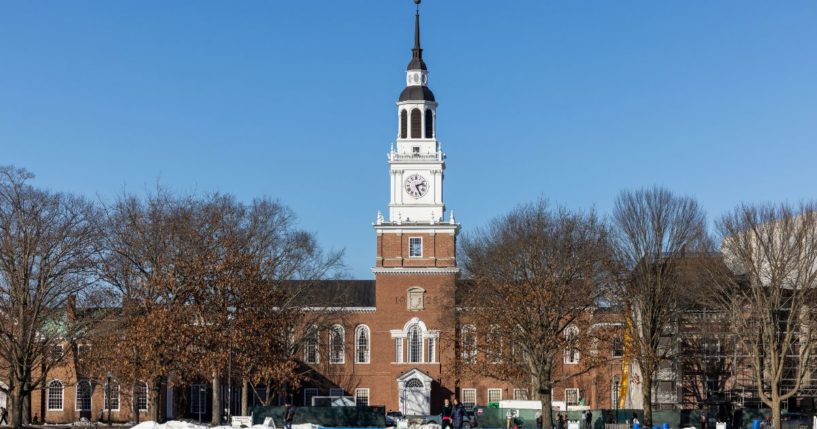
[
  {"xmin": 631, "ymin": 413, "xmax": 639, "ymax": 429},
  {"xmin": 585, "ymin": 411, "xmax": 593, "ymax": 429},
  {"xmin": 284, "ymin": 400, "xmax": 296, "ymax": 429},
  {"xmin": 451, "ymin": 399, "xmax": 465, "ymax": 429},
  {"xmin": 0, "ymin": 406, "xmax": 7, "ymax": 426},
  {"xmin": 558, "ymin": 414, "xmax": 565, "ymax": 429},
  {"xmin": 441, "ymin": 399, "xmax": 453, "ymax": 429},
  {"xmin": 536, "ymin": 412, "xmax": 543, "ymax": 429}
]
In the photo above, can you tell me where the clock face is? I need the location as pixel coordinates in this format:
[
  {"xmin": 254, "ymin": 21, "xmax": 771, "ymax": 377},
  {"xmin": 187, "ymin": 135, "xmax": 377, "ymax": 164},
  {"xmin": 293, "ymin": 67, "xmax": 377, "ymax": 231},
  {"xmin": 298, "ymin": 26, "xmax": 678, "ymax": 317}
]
[{"xmin": 404, "ymin": 174, "xmax": 428, "ymax": 198}]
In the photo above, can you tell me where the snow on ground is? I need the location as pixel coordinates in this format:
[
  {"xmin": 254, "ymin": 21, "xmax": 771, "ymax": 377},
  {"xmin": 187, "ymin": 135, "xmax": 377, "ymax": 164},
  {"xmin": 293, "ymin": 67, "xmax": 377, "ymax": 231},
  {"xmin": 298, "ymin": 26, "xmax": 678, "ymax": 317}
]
[{"xmin": 130, "ymin": 422, "xmax": 320, "ymax": 429}]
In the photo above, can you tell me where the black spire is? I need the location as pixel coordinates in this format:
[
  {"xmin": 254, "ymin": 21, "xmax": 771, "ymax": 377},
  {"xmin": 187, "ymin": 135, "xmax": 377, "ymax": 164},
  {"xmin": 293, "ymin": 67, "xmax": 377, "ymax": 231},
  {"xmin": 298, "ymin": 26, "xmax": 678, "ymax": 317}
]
[{"xmin": 407, "ymin": 0, "xmax": 427, "ymax": 71}]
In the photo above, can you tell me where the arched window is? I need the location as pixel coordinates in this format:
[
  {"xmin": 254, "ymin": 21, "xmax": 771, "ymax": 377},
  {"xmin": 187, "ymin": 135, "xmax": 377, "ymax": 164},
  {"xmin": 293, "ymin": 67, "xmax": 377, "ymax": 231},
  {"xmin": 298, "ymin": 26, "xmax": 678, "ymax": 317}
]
[
  {"xmin": 564, "ymin": 325, "xmax": 580, "ymax": 364},
  {"xmin": 487, "ymin": 326, "xmax": 503, "ymax": 364},
  {"xmin": 104, "ymin": 380, "xmax": 120, "ymax": 411},
  {"xmin": 400, "ymin": 110, "xmax": 408, "ymax": 139},
  {"xmin": 76, "ymin": 380, "xmax": 92, "ymax": 411},
  {"xmin": 407, "ymin": 324, "xmax": 423, "ymax": 363},
  {"xmin": 135, "ymin": 382, "xmax": 148, "ymax": 412},
  {"xmin": 47, "ymin": 380, "xmax": 63, "ymax": 411},
  {"xmin": 329, "ymin": 325, "xmax": 345, "ymax": 364},
  {"xmin": 405, "ymin": 378, "xmax": 423, "ymax": 389},
  {"xmin": 410, "ymin": 108, "xmax": 422, "ymax": 139},
  {"xmin": 355, "ymin": 325, "xmax": 370, "ymax": 364},
  {"xmin": 425, "ymin": 109, "xmax": 434, "ymax": 138},
  {"xmin": 304, "ymin": 325, "xmax": 319, "ymax": 364},
  {"xmin": 461, "ymin": 325, "xmax": 477, "ymax": 364}
]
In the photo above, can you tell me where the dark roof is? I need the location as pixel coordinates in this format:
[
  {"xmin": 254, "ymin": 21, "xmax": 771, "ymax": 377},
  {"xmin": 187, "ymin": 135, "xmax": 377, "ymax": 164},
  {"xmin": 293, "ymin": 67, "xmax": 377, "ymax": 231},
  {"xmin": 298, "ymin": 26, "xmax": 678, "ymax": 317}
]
[
  {"xmin": 399, "ymin": 85, "xmax": 435, "ymax": 102},
  {"xmin": 407, "ymin": 57, "xmax": 427, "ymax": 71},
  {"xmin": 287, "ymin": 280, "xmax": 375, "ymax": 307}
]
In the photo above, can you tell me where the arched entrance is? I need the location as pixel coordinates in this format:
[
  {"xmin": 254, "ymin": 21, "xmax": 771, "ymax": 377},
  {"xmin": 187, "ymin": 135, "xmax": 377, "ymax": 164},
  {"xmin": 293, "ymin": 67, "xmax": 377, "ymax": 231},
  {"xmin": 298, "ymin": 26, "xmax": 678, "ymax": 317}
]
[{"xmin": 397, "ymin": 369, "xmax": 432, "ymax": 416}]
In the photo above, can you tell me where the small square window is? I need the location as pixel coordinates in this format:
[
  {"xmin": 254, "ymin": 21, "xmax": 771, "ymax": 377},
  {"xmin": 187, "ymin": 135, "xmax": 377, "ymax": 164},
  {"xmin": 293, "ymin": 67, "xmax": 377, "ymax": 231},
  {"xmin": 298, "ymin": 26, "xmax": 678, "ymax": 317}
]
[
  {"xmin": 409, "ymin": 237, "xmax": 422, "ymax": 258},
  {"xmin": 412, "ymin": 146, "xmax": 420, "ymax": 156}
]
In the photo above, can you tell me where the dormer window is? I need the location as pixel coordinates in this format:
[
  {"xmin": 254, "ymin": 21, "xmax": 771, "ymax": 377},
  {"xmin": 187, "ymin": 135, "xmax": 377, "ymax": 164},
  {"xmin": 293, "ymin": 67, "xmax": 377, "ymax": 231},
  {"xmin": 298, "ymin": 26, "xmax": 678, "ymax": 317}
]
[{"xmin": 409, "ymin": 237, "xmax": 422, "ymax": 257}]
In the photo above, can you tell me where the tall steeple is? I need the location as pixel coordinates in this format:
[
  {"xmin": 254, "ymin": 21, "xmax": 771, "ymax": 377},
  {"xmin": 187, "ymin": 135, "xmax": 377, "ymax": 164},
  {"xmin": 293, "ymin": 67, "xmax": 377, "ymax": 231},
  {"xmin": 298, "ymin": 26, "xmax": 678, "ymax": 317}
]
[
  {"xmin": 373, "ymin": 0, "xmax": 458, "ymax": 275},
  {"xmin": 407, "ymin": 1, "xmax": 426, "ymax": 71},
  {"xmin": 382, "ymin": 0, "xmax": 446, "ymax": 225}
]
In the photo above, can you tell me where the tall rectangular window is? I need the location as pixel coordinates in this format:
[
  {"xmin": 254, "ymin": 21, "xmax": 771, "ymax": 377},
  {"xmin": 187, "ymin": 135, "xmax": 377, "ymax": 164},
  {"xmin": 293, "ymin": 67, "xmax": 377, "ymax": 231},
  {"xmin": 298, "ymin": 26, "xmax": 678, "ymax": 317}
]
[
  {"xmin": 427, "ymin": 337, "xmax": 436, "ymax": 363},
  {"xmin": 355, "ymin": 388, "xmax": 370, "ymax": 407},
  {"xmin": 461, "ymin": 388, "xmax": 477, "ymax": 410},
  {"xmin": 304, "ymin": 388, "xmax": 319, "ymax": 407},
  {"xmin": 565, "ymin": 388, "xmax": 580, "ymax": 406},
  {"xmin": 190, "ymin": 384, "xmax": 207, "ymax": 414},
  {"xmin": 488, "ymin": 389, "xmax": 502, "ymax": 404},
  {"xmin": 304, "ymin": 327, "xmax": 319, "ymax": 364},
  {"xmin": 47, "ymin": 381, "xmax": 63, "ymax": 411},
  {"xmin": 409, "ymin": 237, "xmax": 422, "ymax": 257},
  {"xmin": 136, "ymin": 383, "xmax": 148, "ymax": 412},
  {"xmin": 104, "ymin": 382, "xmax": 120, "ymax": 411},
  {"xmin": 394, "ymin": 338, "xmax": 404, "ymax": 363}
]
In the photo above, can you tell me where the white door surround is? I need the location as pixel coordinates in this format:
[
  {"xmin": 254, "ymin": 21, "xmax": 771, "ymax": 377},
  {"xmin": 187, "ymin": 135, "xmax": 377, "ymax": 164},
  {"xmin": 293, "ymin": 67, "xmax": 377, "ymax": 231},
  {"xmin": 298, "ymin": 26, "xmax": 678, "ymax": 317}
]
[{"xmin": 397, "ymin": 369, "xmax": 433, "ymax": 416}]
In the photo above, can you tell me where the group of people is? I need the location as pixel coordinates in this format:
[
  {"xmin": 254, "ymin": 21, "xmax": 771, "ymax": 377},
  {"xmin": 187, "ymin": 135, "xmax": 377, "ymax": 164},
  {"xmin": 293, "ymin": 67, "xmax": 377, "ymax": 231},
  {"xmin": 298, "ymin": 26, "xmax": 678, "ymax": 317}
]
[{"xmin": 440, "ymin": 398, "xmax": 467, "ymax": 429}]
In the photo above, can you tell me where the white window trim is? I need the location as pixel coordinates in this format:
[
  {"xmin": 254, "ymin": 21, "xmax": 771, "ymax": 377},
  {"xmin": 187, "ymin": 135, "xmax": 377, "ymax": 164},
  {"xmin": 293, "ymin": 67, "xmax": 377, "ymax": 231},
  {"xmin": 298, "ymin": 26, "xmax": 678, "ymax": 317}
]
[
  {"xmin": 47, "ymin": 380, "xmax": 64, "ymax": 411},
  {"xmin": 136, "ymin": 382, "xmax": 149, "ymax": 412},
  {"xmin": 394, "ymin": 337, "xmax": 404, "ymax": 363},
  {"xmin": 461, "ymin": 388, "xmax": 477, "ymax": 410},
  {"xmin": 487, "ymin": 388, "xmax": 502, "ymax": 404},
  {"xmin": 407, "ymin": 324, "xmax": 424, "ymax": 364},
  {"xmin": 304, "ymin": 326, "xmax": 320, "ymax": 364},
  {"xmin": 461, "ymin": 325, "xmax": 477, "ymax": 363},
  {"xmin": 329, "ymin": 325, "xmax": 345, "ymax": 365},
  {"xmin": 564, "ymin": 325, "xmax": 580, "ymax": 364},
  {"xmin": 75, "ymin": 380, "xmax": 92, "ymax": 412},
  {"xmin": 409, "ymin": 237, "xmax": 423, "ymax": 258},
  {"xmin": 355, "ymin": 388, "xmax": 370, "ymax": 407},
  {"xmin": 304, "ymin": 388, "xmax": 319, "ymax": 407},
  {"xmin": 355, "ymin": 325, "xmax": 371, "ymax": 364},
  {"xmin": 104, "ymin": 381, "xmax": 121, "ymax": 411},
  {"xmin": 513, "ymin": 388, "xmax": 528, "ymax": 401},
  {"xmin": 427, "ymin": 336, "xmax": 437, "ymax": 363},
  {"xmin": 565, "ymin": 388, "xmax": 580, "ymax": 406}
]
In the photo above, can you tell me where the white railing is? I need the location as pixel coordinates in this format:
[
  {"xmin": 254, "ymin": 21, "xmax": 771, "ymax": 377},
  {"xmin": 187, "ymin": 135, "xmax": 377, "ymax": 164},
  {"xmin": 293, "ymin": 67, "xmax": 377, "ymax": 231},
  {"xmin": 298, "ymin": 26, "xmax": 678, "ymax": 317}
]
[{"xmin": 389, "ymin": 151, "xmax": 444, "ymax": 162}]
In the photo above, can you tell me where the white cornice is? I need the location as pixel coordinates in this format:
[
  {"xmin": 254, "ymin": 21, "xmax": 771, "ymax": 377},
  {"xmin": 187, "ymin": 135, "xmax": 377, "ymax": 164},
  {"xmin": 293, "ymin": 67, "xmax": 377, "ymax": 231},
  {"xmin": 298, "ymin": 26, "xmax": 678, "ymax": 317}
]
[{"xmin": 371, "ymin": 267, "xmax": 459, "ymax": 275}]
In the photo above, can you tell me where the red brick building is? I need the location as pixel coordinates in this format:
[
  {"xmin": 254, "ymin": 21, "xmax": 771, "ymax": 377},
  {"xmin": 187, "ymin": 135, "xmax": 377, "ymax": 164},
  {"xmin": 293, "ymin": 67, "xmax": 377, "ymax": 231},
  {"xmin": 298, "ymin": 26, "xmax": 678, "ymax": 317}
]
[{"xmin": 28, "ymin": 4, "xmax": 625, "ymax": 424}]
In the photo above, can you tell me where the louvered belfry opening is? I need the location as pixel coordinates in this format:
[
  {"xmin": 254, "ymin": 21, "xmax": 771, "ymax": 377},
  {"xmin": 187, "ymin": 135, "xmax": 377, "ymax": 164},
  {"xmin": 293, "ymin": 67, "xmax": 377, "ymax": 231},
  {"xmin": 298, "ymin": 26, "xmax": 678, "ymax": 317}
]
[
  {"xmin": 425, "ymin": 109, "xmax": 433, "ymax": 138},
  {"xmin": 410, "ymin": 108, "xmax": 422, "ymax": 138},
  {"xmin": 400, "ymin": 109, "xmax": 408, "ymax": 139}
]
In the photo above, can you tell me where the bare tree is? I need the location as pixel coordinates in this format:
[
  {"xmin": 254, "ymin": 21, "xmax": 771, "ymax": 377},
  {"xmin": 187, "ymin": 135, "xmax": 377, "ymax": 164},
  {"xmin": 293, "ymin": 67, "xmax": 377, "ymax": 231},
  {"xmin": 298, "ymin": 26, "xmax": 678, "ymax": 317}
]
[
  {"xmin": 0, "ymin": 166, "xmax": 101, "ymax": 429},
  {"xmin": 611, "ymin": 187, "xmax": 709, "ymax": 426},
  {"xmin": 458, "ymin": 200, "xmax": 613, "ymax": 429},
  {"xmin": 93, "ymin": 190, "xmax": 344, "ymax": 423},
  {"xmin": 705, "ymin": 203, "xmax": 817, "ymax": 429}
]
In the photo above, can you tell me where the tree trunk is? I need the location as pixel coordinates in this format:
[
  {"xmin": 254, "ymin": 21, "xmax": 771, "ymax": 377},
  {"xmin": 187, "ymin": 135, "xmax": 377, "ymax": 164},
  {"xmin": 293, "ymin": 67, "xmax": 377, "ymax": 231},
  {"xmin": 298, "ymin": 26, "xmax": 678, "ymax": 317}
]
[
  {"xmin": 771, "ymin": 391, "xmax": 781, "ymax": 429},
  {"xmin": 241, "ymin": 379, "xmax": 249, "ymax": 416},
  {"xmin": 536, "ymin": 368, "xmax": 554, "ymax": 429},
  {"xmin": 641, "ymin": 375, "xmax": 652, "ymax": 427},
  {"xmin": 10, "ymin": 381, "xmax": 24, "ymax": 429},
  {"xmin": 150, "ymin": 376, "xmax": 163, "ymax": 423},
  {"xmin": 21, "ymin": 387, "xmax": 30, "ymax": 426},
  {"xmin": 212, "ymin": 372, "xmax": 222, "ymax": 426}
]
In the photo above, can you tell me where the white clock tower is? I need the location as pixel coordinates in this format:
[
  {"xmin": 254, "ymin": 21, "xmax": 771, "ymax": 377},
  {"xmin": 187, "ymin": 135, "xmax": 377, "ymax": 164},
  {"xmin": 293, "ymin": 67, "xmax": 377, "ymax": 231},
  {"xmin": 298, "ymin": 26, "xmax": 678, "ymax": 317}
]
[
  {"xmin": 372, "ymin": 0, "xmax": 458, "ymax": 273},
  {"xmin": 385, "ymin": 3, "xmax": 447, "ymax": 225}
]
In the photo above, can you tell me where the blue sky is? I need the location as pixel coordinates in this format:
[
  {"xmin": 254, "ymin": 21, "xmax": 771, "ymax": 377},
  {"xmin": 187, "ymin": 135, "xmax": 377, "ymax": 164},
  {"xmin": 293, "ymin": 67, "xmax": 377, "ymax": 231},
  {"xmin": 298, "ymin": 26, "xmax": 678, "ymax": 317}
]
[{"xmin": 2, "ymin": 1, "xmax": 816, "ymax": 278}]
